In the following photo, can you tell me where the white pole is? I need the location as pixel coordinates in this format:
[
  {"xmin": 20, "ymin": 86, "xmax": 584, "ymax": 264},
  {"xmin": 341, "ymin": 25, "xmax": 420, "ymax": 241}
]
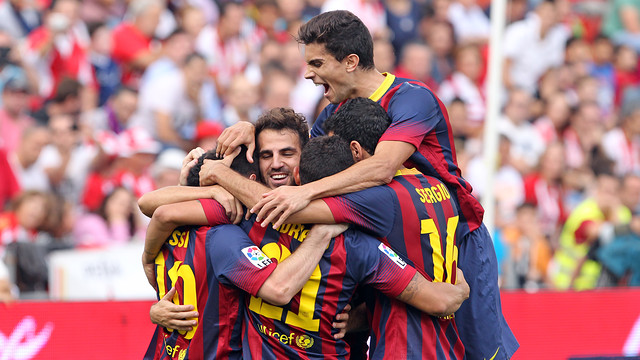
[{"xmin": 482, "ymin": 0, "xmax": 508, "ymax": 236}]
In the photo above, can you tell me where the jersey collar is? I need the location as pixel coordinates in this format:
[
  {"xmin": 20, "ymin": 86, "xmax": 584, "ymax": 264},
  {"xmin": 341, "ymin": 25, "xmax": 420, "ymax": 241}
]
[
  {"xmin": 369, "ymin": 73, "xmax": 396, "ymax": 102},
  {"xmin": 394, "ymin": 168, "xmax": 421, "ymax": 177}
]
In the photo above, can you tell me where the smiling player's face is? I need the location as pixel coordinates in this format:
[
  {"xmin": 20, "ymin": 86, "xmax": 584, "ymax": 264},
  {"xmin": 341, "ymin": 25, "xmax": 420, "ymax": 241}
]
[{"xmin": 257, "ymin": 129, "xmax": 302, "ymax": 189}]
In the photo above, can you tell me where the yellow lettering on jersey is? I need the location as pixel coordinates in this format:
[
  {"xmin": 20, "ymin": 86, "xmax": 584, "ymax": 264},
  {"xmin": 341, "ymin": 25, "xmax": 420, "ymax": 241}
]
[
  {"xmin": 287, "ymin": 224, "xmax": 303, "ymax": 239},
  {"xmin": 424, "ymin": 188, "xmax": 436, "ymax": 203},
  {"xmin": 168, "ymin": 261, "xmax": 198, "ymax": 339},
  {"xmin": 416, "ymin": 188, "xmax": 427, "ymax": 203},
  {"xmin": 432, "ymin": 186, "xmax": 443, "ymax": 202}
]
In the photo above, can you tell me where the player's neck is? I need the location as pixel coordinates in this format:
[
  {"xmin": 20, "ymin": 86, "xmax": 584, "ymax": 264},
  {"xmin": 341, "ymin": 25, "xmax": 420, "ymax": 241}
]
[{"xmin": 353, "ymin": 69, "xmax": 386, "ymax": 99}]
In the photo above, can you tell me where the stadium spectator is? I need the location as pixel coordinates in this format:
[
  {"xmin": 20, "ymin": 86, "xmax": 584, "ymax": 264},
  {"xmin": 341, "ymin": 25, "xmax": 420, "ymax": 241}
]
[
  {"xmin": 222, "ymin": 74, "xmax": 261, "ymax": 127},
  {"xmin": 549, "ymin": 172, "xmax": 631, "ymax": 290},
  {"xmin": 384, "ymin": 0, "xmax": 421, "ymax": 55},
  {"xmin": 39, "ymin": 114, "xmax": 96, "ymax": 205},
  {"xmin": 193, "ymin": 121, "xmax": 223, "ymax": 152},
  {"xmin": 466, "ymin": 134, "xmax": 524, "ymax": 227},
  {"xmin": 502, "ymin": 0, "xmax": 570, "ymax": 94},
  {"xmin": 601, "ymin": 101, "xmax": 640, "ymax": 176},
  {"xmin": 9, "ymin": 125, "xmax": 50, "ymax": 192},
  {"xmin": 0, "ymin": 190, "xmax": 50, "ymax": 248},
  {"xmin": 393, "ymin": 40, "xmax": 438, "ymax": 90},
  {"xmin": 562, "ymin": 101, "xmax": 605, "ymax": 171},
  {"xmin": 110, "ymin": 0, "xmax": 163, "ymax": 88},
  {"xmin": 31, "ymin": 77, "xmax": 83, "ymax": 126},
  {"xmin": 87, "ymin": 22, "xmax": 120, "ymax": 107},
  {"xmin": 0, "ymin": 148, "xmax": 20, "ymax": 209},
  {"xmin": 372, "ymin": 37, "xmax": 395, "ymax": 73},
  {"xmin": 139, "ymin": 27, "xmax": 193, "ymax": 88},
  {"xmin": 84, "ymin": 86, "xmax": 137, "ymax": 135},
  {"xmin": 0, "ymin": 75, "xmax": 34, "ymax": 154},
  {"xmin": 602, "ymin": 0, "xmax": 640, "ymax": 52},
  {"xmin": 500, "ymin": 203, "xmax": 552, "ymax": 290},
  {"xmin": 132, "ymin": 53, "xmax": 217, "ymax": 149},
  {"xmin": 523, "ymin": 142, "xmax": 568, "ymax": 245},
  {"xmin": 439, "ymin": 43, "xmax": 486, "ymax": 124},
  {"xmin": 195, "ymin": 1, "xmax": 257, "ymax": 94},
  {"xmin": 447, "ymin": 0, "xmax": 490, "ymax": 44},
  {"xmin": 150, "ymin": 147, "xmax": 187, "ymax": 189},
  {"xmin": 621, "ymin": 173, "xmax": 640, "ymax": 215},
  {"xmin": 421, "ymin": 19, "xmax": 455, "ymax": 83},
  {"xmin": 72, "ymin": 186, "xmax": 140, "ymax": 247},
  {"xmin": 612, "ymin": 44, "xmax": 640, "ymax": 107},
  {"xmin": 498, "ymin": 88, "xmax": 545, "ymax": 174},
  {"xmin": 23, "ymin": 0, "xmax": 95, "ymax": 107},
  {"xmin": 533, "ymin": 92, "xmax": 571, "ymax": 146},
  {"xmin": 0, "ymin": 0, "xmax": 42, "ymax": 40}
]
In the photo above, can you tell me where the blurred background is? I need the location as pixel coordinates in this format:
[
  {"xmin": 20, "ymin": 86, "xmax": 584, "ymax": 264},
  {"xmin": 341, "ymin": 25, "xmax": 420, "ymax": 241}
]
[{"xmin": 0, "ymin": 0, "xmax": 638, "ymax": 358}]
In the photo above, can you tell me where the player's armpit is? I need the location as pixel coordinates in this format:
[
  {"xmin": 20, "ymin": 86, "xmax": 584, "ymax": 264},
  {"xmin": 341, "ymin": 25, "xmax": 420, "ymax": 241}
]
[{"xmin": 395, "ymin": 268, "xmax": 469, "ymax": 318}]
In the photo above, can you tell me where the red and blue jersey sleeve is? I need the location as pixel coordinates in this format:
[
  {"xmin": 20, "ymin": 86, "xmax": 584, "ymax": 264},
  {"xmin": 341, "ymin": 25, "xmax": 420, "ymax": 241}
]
[
  {"xmin": 206, "ymin": 225, "xmax": 277, "ymax": 296},
  {"xmin": 310, "ymin": 103, "xmax": 339, "ymax": 137},
  {"xmin": 345, "ymin": 232, "xmax": 416, "ymax": 298},
  {"xmin": 379, "ymin": 83, "xmax": 440, "ymax": 149},
  {"xmin": 199, "ymin": 198, "xmax": 232, "ymax": 226},
  {"xmin": 322, "ymin": 186, "xmax": 396, "ymax": 238}
]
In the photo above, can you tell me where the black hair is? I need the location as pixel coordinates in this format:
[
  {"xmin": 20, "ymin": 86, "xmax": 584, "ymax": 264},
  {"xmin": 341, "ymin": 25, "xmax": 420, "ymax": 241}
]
[
  {"xmin": 323, "ymin": 97, "xmax": 391, "ymax": 154},
  {"xmin": 255, "ymin": 107, "xmax": 309, "ymax": 151},
  {"xmin": 299, "ymin": 136, "xmax": 354, "ymax": 184},
  {"xmin": 184, "ymin": 52, "xmax": 206, "ymax": 66},
  {"xmin": 297, "ymin": 10, "xmax": 375, "ymax": 70},
  {"xmin": 186, "ymin": 145, "xmax": 257, "ymax": 186}
]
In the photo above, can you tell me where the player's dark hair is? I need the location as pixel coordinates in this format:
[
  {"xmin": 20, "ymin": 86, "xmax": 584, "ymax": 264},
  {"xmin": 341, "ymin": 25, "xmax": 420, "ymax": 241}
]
[
  {"xmin": 297, "ymin": 10, "xmax": 375, "ymax": 70},
  {"xmin": 299, "ymin": 136, "xmax": 354, "ymax": 184},
  {"xmin": 186, "ymin": 145, "xmax": 257, "ymax": 186},
  {"xmin": 255, "ymin": 107, "xmax": 309, "ymax": 151},
  {"xmin": 323, "ymin": 97, "xmax": 391, "ymax": 155}
]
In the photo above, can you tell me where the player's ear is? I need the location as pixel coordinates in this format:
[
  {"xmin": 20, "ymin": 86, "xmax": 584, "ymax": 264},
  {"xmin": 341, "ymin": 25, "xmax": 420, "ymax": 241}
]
[
  {"xmin": 249, "ymin": 173, "xmax": 257, "ymax": 181},
  {"xmin": 293, "ymin": 166, "xmax": 301, "ymax": 186},
  {"xmin": 350, "ymin": 141, "xmax": 362, "ymax": 162},
  {"xmin": 344, "ymin": 54, "xmax": 359, "ymax": 73}
]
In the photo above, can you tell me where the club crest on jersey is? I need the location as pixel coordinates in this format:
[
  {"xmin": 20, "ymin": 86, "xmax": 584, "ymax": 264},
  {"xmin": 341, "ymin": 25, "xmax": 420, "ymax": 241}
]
[
  {"xmin": 378, "ymin": 243, "xmax": 407, "ymax": 268},
  {"xmin": 242, "ymin": 246, "xmax": 272, "ymax": 269},
  {"xmin": 296, "ymin": 334, "xmax": 314, "ymax": 349}
]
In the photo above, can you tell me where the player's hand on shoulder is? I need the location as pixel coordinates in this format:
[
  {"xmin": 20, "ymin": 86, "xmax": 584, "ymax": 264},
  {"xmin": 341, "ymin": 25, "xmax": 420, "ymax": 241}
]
[
  {"xmin": 215, "ymin": 122, "xmax": 256, "ymax": 163},
  {"xmin": 150, "ymin": 287, "xmax": 199, "ymax": 331}
]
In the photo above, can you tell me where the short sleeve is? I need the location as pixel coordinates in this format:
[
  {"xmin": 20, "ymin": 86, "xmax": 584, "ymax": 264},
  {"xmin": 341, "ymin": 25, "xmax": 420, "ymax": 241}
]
[
  {"xmin": 379, "ymin": 84, "xmax": 440, "ymax": 150},
  {"xmin": 345, "ymin": 231, "xmax": 416, "ymax": 298},
  {"xmin": 322, "ymin": 186, "xmax": 395, "ymax": 237},
  {"xmin": 199, "ymin": 199, "xmax": 232, "ymax": 226},
  {"xmin": 207, "ymin": 225, "xmax": 276, "ymax": 295}
]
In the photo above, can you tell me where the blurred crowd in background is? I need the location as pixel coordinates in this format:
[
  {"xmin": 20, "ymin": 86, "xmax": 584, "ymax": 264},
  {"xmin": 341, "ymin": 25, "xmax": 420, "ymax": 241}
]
[{"xmin": 0, "ymin": 0, "xmax": 639, "ymax": 301}]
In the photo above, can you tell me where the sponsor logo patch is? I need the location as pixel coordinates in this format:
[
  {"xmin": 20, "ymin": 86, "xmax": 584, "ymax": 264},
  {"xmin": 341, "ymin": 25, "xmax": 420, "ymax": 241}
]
[
  {"xmin": 378, "ymin": 243, "xmax": 407, "ymax": 269},
  {"xmin": 242, "ymin": 246, "xmax": 272, "ymax": 269}
]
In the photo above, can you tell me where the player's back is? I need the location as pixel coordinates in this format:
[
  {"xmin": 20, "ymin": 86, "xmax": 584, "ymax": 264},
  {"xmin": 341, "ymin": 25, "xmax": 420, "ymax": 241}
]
[
  {"xmin": 238, "ymin": 220, "xmax": 414, "ymax": 360},
  {"xmin": 323, "ymin": 170, "xmax": 465, "ymax": 359},
  {"xmin": 147, "ymin": 225, "xmax": 245, "ymax": 360}
]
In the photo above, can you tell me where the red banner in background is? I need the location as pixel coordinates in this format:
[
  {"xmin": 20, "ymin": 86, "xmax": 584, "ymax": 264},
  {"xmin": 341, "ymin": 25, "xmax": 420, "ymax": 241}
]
[
  {"xmin": 0, "ymin": 301, "xmax": 156, "ymax": 359},
  {"xmin": 501, "ymin": 288, "xmax": 640, "ymax": 359},
  {"xmin": 1, "ymin": 289, "xmax": 639, "ymax": 359}
]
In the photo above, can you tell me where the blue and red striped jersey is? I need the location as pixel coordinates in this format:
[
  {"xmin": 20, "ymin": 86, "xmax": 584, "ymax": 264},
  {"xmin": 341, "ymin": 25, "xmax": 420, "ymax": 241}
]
[
  {"xmin": 199, "ymin": 198, "xmax": 417, "ymax": 360},
  {"xmin": 146, "ymin": 224, "xmax": 277, "ymax": 360},
  {"xmin": 323, "ymin": 169, "xmax": 465, "ymax": 360},
  {"xmin": 311, "ymin": 73, "xmax": 484, "ymax": 237}
]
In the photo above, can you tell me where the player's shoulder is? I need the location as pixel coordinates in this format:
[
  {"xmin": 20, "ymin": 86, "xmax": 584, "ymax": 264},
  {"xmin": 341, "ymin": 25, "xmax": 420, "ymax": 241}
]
[{"xmin": 392, "ymin": 76, "xmax": 436, "ymax": 96}]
